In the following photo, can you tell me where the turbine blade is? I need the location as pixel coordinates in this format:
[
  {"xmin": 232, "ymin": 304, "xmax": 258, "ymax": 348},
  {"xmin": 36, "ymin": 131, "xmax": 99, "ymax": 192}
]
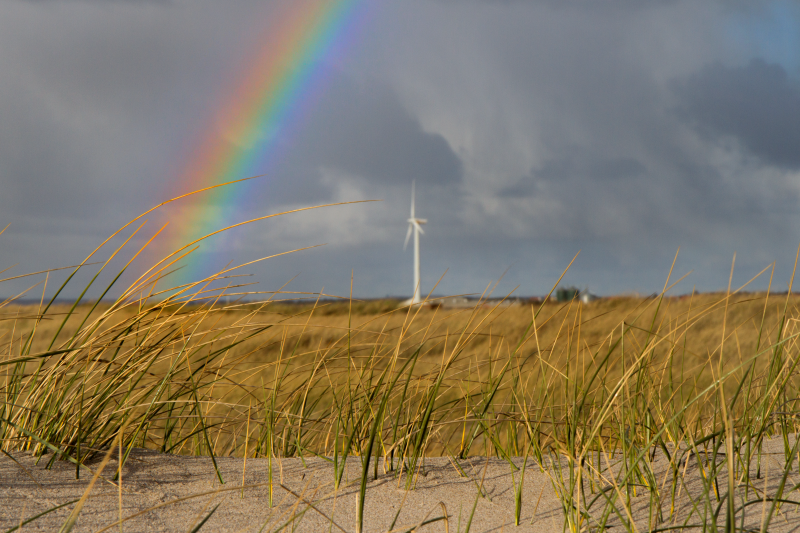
[
  {"xmin": 404, "ymin": 224, "xmax": 413, "ymax": 250},
  {"xmin": 414, "ymin": 221, "xmax": 425, "ymax": 235}
]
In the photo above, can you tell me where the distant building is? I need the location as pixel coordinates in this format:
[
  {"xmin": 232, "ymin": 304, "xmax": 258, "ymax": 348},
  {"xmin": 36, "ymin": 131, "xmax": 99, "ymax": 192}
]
[
  {"xmin": 556, "ymin": 287, "xmax": 580, "ymax": 302},
  {"xmin": 438, "ymin": 296, "xmax": 472, "ymax": 308},
  {"xmin": 555, "ymin": 286, "xmax": 599, "ymax": 304},
  {"xmin": 436, "ymin": 296, "xmax": 524, "ymax": 308},
  {"xmin": 580, "ymin": 291, "xmax": 599, "ymax": 304}
]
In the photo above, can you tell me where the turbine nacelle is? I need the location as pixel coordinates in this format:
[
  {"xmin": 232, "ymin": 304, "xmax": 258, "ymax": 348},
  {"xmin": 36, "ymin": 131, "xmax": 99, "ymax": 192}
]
[{"xmin": 404, "ymin": 217, "xmax": 427, "ymax": 250}]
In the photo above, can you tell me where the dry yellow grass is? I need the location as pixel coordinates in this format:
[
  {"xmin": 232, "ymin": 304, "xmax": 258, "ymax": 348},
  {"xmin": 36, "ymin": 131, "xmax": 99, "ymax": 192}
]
[
  {"xmin": 5, "ymin": 193, "xmax": 799, "ymax": 530},
  {"xmin": 3, "ymin": 291, "xmax": 795, "ymax": 397},
  {"xmin": 5, "ymin": 289, "xmax": 800, "ymax": 531},
  {"xmin": 3, "ymin": 290, "xmax": 797, "ymax": 457}
]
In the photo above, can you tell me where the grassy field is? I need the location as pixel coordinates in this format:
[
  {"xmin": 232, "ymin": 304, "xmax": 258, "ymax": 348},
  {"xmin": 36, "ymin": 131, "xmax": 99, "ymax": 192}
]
[{"xmin": 4, "ymin": 199, "xmax": 800, "ymax": 531}]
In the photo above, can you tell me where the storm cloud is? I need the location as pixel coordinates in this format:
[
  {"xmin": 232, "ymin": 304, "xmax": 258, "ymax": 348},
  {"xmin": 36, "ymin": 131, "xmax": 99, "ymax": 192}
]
[
  {"xmin": 292, "ymin": 73, "xmax": 463, "ymax": 187},
  {"xmin": 1, "ymin": 0, "xmax": 800, "ymax": 300},
  {"xmin": 675, "ymin": 58, "xmax": 800, "ymax": 169}
]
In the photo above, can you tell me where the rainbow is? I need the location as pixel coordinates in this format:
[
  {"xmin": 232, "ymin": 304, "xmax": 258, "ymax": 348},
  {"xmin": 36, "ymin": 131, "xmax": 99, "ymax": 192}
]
[{"xmin": 163, "ymin": 0, "xmax": 365, "ymax": 283}]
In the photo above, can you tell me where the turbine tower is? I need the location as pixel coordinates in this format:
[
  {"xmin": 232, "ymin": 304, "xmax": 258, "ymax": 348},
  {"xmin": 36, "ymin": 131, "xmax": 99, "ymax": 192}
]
[{"xmin": 404, "ymin": 181, "xmax": 427, "ymax": 305}]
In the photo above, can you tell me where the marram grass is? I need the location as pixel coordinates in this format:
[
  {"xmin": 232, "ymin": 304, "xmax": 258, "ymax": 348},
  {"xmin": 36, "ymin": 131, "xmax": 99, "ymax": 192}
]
[{"xmin": 3, "ymin": 195, "xmax": 800, "ymax": 531}]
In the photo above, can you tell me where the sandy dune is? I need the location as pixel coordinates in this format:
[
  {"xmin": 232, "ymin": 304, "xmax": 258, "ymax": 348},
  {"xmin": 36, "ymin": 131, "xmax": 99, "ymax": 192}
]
[{"xmin": 3, "ymin": 440, "xmax": 800, "ymax": 532}]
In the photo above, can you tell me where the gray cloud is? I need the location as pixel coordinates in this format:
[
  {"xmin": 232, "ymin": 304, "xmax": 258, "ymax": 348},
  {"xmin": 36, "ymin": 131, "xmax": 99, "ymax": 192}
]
[
  {"xmin": 273, "ymin": 71, "xmax": 463, "ymax": 202},
  {"xmin": 501, "ymin": 152, "xmax": 647, "ymax": 197},
  {"xmin": 307, "ymin": 76, "xmax": 463, "ymax": 187},
  {"xmin": 2, "ymin": 0, "xmax": 800, "ymax": 301},
  {"xmin": 674, "ymin": 58, "xmax": 800, "ymax": 169}
]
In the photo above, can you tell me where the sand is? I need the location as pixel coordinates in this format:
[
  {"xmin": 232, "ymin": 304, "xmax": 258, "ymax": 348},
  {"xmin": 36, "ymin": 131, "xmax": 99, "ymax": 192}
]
[{"xmin": 3, "ymin": 440, "xmax": 800, "ymax": 532}]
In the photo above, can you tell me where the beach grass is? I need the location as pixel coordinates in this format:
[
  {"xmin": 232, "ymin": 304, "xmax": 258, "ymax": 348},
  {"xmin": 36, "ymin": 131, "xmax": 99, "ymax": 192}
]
[{"xmin": 3, "ymin": 197, "xmax": 800, "ymax": 531}]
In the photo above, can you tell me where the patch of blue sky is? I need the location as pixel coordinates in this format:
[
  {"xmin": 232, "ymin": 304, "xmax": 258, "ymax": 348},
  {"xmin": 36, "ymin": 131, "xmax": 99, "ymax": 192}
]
[{"xmin": 725, "ymin": 0, "xmax": 800, "ymax": 76}]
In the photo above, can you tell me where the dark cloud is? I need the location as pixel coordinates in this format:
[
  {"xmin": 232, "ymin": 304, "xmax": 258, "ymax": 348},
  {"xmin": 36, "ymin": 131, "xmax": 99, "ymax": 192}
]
[
  {"xmin": 288, "ymin": 72, "xmax": 463, "ymax": 187},
  {"xmin": 501, "ymin": 152, "xmax": 647, "ymax": 197},
  {"xmin": 2, "ymin": 0, "xmax": 800, "ymax": 301},
  {"xmin": 674, "ymin": 58, "xmax": 800, "ymax": 169}
]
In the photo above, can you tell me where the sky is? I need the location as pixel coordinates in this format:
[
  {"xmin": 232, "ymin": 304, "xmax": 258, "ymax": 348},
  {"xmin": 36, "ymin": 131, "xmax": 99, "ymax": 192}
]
[{"xmin": 2, "ymin": 0, "xmax": 800, "ymax": 301}]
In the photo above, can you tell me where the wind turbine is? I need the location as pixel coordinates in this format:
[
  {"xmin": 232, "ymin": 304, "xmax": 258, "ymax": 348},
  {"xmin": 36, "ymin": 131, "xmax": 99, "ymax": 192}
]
[{"xmin": 404, "ymin": 181, "xmax": 427, "ymax": 305}]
